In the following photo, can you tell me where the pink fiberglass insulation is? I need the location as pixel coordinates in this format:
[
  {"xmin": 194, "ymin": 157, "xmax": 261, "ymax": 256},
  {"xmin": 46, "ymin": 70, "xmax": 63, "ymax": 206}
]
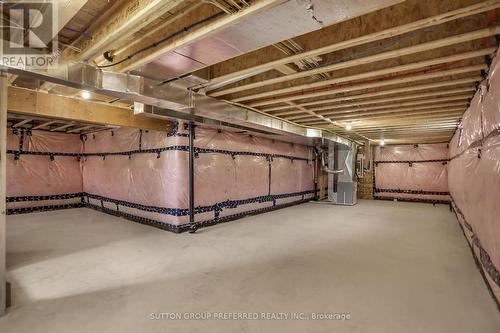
[
  {"xmin": 82, "ymin": 125, "xmax": 314, "ymax": 227},
  {"xmin": 447, "ymin": 48, "xmax": 500, "ymax": 305},
  {"xmin": 373, "ymin": 143, "xmax": 449, "ymax": 202},
  {"xmin": 6, "ymin": 129, "xmax": 83, "ymax": 211},
  {"xmin": 6, "ymin": 123, "xmax": 314, "ymax": 231}
]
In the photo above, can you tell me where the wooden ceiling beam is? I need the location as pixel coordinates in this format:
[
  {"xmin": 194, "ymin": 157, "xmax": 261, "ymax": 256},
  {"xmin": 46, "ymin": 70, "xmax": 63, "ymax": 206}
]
[
  {"xmin": 213, "ymin": 37, "xmax": 495, "ymax": 97},
  {"xmin": 348, "ymin": 122, "xmax": 459, "ymax": 131},
  {"xmin": 67, "ymin": 0, "xmax": 189, "ymax": 62},
  {"xmin": 115, "ymin": 0, "xmax": 288, "ymax": 73},
  {"xmin": 299, "ymin": 112, "xmax": 463, "ymax": 126},
  {"xmin": 292, "ymin": 103, "xmax": 467, "ymax": 122},
  {"xmin": 344, "ymin": 117, "xmax": 462, "ymax": 128},
  {"xmin": 261, "ymin": 77, "xmax": 480, "ymax": 112},
  {"xmin": 369, "ymin": 131, "xmax": 455, "ymax": 138},
  {"xmin": 248, "ymin": 65, "xmax": 485, "ymax": 107},
  {"xmin": 7, "ymin": 87, "xmax": 173, "ymax": 132},
  {"xmin": 357, "ymin": 127, "xmax": 456, "ymax": 134},
  {"xmin": 200, "ymin": 0, "xmax": 500, "ymax": 90},
  {"xmin": 272, "ymin": 87, "xmax": 474, "ymax": 116},
  {"xmin": 233, "ymin": 47, "xmax": 494, "ymax": 103},
  {"xmin": 50, "ymin": 123, "xmax": 75, "ymax": 132},
  {"xmin": 32, "ymin": 121, "xmax": 57, "ymax": 130},
  {"xmin": 67, "ymin": 125, "xmax": 95, "ymax": 134},
  {"xmin": 12, "ymin": 119, "xmax": 32, "ymax": 128},
  {"xmin": 329, "ymin": 108, "xmax": 465, "ymax": 121},
  {"xmin": 287, "ymin": 95, "xmax": 471, "ymax": 119}
]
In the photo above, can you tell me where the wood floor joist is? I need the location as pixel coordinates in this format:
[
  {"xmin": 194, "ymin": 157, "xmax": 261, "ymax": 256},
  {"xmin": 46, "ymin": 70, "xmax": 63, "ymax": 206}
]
[
  {"xmin": 271, "ymin": 87, "xmax": 475, "ymax": 116},
  {"xmin": 286, "ymin": 95, "xmax": 472, "ymax": 120},
  {"xmin": 115, "ymin": 0, "xmax": 288, "ymax": 73},
  {"xmin": 200, "ymin": 0, "xmax": 500, "ymax": 90},
  {"xmin": 248, "ymin": 64, "xmax": 486, "ymax": 107},
  {"xmin": 262, "ymin": 77, "xmax": 480, "ymax": 113},
  {"xmin": 329, "ymin": 107, "xmax": 466, "ymax": 121},
  {"xmin": 293, "ymin": 103, "xmax": 467, "ymax": 122},
  {"xmin": 346, "ymin": 121, "xmax": 459, "ymax": 131},
  {"xmin": 211, "ymin": 38, "xmax": 496, "ymax": 98},
  {"xmin": 233, "ymin": 46, "xmax": 494, "ymax": 103},
  {"xmin": 301, "ymin": 112, "xmax": 464, "ymax": 127}
]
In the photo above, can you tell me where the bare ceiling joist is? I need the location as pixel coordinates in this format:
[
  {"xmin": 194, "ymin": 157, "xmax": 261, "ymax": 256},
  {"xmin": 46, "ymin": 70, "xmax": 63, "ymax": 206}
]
[
  {"xmin": 262, "ymin": 77, "xmax": 480, "ymax": 113},
  {"xmin": 50, "ymin": 123, "xmax": 75, "ymax": 132},
  {"xmin": 69, "ymin": 0, "xmax": 189, "ymax": 62},
  {"xmin": 211, "ymin": 35, "xmax": 497, "ymax": 97},
  {"xmin": 12, "ymin": 119, "xmax": 32, "ymax": 128},
  {"xmin": 286, "ymin": 94, "xmax": 472, "ymax": 119},
  {"xmin": 200, "ymin": 0, "xmax": 500, "ymax": 90},
  {"xmin": 116, "ymin": 0, "xmax": 288, "ymax": 73},
  {"xmin": 32, "ymin": 121, "xmax": 57, "ymax": 130},
  {"xmin": 272, "ymin": 87, "xmax": 475, "ymax": 116},
  {"xmin": 299, "ymin": 110, "xmax": 465, "ymax": 126},
  {"xmin": 249, "ymin": 64, "xmax": 486, "ymax": 107},
  {"xmin": 67, "ymin": 125, "xmax": 95, "ymax": 134},
  {"xmin": 233, "ymin": 46, "xmax": 494, "ymax": 103}
]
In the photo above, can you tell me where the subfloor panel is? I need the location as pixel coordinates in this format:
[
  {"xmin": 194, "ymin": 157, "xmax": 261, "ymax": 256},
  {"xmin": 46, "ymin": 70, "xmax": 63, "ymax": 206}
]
[{"xmin": 0, "ymin": 201, "xmax": 499, "ymax": 332}]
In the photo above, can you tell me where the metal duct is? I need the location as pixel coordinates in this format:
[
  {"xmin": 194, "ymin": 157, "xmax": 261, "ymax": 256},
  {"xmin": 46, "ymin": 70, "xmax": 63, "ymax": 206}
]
[
  {"xmin": 3, "ymin": 62, "xmax": 352, "ymax": 146},
  {"xmin": 328, "ymin": 141, "xmax": 358, "ymax": 205}
]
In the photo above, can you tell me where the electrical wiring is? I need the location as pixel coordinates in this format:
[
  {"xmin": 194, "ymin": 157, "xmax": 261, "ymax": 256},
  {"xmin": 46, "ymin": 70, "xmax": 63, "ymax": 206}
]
[{"xmin": 98, "ymin": 11, "xmax": 226, "ymax": 69}]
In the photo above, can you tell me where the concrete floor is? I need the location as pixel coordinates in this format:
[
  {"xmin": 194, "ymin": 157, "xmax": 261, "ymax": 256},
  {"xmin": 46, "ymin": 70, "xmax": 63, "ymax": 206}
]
[{"xmin": 0, "ymin": 200, "xmax": 499, "ymax": 332}]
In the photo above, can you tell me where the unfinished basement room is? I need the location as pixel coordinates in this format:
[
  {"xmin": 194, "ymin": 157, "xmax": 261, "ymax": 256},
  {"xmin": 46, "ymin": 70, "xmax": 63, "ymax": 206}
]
[{"xmin": 1, "ymin": 0, "xmax": 500, "ymax": 332}]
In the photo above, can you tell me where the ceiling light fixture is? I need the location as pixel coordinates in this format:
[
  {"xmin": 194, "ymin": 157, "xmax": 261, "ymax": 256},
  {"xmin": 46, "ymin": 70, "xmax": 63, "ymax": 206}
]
[{"xmin": 81, "ymin": 91, "xmax": 91, "ymax": 99}]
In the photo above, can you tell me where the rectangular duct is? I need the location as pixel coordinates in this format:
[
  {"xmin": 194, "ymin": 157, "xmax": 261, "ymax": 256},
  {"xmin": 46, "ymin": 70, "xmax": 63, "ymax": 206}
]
[{"xmin": 328, "ymin": 141, "xmax": 358, "ymax": 205}]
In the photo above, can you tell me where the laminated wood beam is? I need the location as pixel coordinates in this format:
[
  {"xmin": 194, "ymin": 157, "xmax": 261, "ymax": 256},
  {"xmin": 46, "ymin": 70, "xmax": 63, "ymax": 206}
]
[{"xmin": 7, "ymin": 87, "xmax": 173, "ymax": 132}]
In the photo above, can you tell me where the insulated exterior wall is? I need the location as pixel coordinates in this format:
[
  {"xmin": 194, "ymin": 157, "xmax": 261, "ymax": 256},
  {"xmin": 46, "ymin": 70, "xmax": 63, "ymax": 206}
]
[
  {"xmin": 448, "ymin": 48, "xmax": 500, "ymax": 305},
  {"xmin": 6, "ymin": 129, "xmax": 83, "ymax": 211},
  {"xmin": 373, "ymin": 144, "xmax": 450, "ymax": 203},
  {"xmin": 6, "ymin": 124, "xmax": 314, "ymax": 232},
  {"xmin": 82, "ymin": 125, "xmax": 314, "ymax": 228}
]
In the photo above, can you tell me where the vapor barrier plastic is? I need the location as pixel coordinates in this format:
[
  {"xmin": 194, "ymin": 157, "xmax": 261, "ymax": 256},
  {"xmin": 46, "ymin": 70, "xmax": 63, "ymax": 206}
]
[
  {"xmin": 82, "ymin": 125, "xmax": 314, "ymax": 226},
  {"xmin": 6, "ymin": 129, "xmax": 83, "ymax": 211},
  {"xmin": 373, "ymin": 143, "xmax": 450, "ymax": 202},
  {"xmin": 448, "ymin": 47, "xmax": 500, "ymax": 305},
  {"xmin": 6, "ymin": 124, "xmax": 315, "ymax": 230}
]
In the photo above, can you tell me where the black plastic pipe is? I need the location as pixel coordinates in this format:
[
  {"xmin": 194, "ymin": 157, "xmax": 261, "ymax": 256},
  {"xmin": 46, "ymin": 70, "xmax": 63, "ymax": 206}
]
[{"xmin": 188, "ymin": 122, "xmax": 195, "ymax": 223}]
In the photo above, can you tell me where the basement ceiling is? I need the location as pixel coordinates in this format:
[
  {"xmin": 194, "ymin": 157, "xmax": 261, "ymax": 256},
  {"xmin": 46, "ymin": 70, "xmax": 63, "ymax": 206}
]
[{"xmin": 7, "ymin": 0, "xmax": 500, "ymax": 145}]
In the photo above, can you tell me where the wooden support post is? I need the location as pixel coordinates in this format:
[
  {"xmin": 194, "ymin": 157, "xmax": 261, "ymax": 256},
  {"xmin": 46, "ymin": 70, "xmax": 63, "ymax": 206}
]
[{"xmin": 0, "ymin": 70, "xmax": 7, "ymax": 316}]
